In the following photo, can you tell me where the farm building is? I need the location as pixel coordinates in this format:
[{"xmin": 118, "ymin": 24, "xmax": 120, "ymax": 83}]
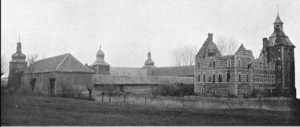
[
  {"xmin": 92, "ymin": 49, "xmax": 194, "ymax": 95},
  {"xmin": 93, "ymin": 75, "xmax": 194, "ymax": 95},
  {"xmin": 21, "ymin": 53, "xmax": 94, "ymax": 95}
]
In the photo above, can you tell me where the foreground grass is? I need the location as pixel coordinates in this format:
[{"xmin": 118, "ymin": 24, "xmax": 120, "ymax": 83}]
[{"xmin": 1, "ymin": 93, "xmax": 300, "ymax": 126}]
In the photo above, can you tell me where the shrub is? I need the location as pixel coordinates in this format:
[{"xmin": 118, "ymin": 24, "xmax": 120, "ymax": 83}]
[
  {"xmin": 60, "ymin": 83, "xmax": 84, "ymax": 99},
  {"xmin": 151, "ymin": 84, "xmax": 194, "ymax": 97}
]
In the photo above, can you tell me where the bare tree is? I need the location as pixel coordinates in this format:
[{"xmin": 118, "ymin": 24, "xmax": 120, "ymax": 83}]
[
  {"xmin": 1, "ymin": 55, "xmax": 8, "ymax": 77},
  {"xmin": 172, "ymin": 45, "xmax": 197, "ymax": 66},
  {"xmin": 27, "ymin": 54, "xmax": 38, "ymax": 72},
  {"xmin": 215, "ymin": 36, "xmax": 239, "ymax": 55}
]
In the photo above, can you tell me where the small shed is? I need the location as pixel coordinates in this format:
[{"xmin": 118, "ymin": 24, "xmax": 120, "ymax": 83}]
[{"xmin": 21, "ymin": 53, "xmax": 94, "ymax": 95}]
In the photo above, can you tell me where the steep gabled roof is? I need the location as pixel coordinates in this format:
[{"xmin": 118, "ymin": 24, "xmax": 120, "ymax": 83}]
[
  {"xmin": 27, "ymin": 53, "xmax": 94, "ymax": 73},
  {"xmin": 235, "ymin": 44, "xmax": 253, "ymax": 56},
  {"xmin": 196, "ymin": 33, "xmax": 221, "ymax": 58},
  {"xmin": 146, "ymin": 66, "xmax": 194, "ymax": 77},
  {"xmin": 110, "ymin": 67, "xmax": 148, "ymax": 76},
  {"xmin": 93, "ymin": 75, "xmax": 194, "ymax": 85}
]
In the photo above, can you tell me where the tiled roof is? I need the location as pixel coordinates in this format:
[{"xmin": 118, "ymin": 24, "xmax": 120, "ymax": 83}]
[
  {"xmin": 147, "ymin": 66, "xmax": 194, "ymax": 77},
  {"xmin": 110, "ymin": 67, "xmax": 148, "ymax": 76},
  {"xmin": 93, "ymin": 75, "xmax": 194, "ymax": 85},
  {"xmin": 26, "ymin": 53, "xmax": 94, "ymax": 73},
  {"xmin": 269, "ymin": 29, "xmax": 294, "ymax": 47}
]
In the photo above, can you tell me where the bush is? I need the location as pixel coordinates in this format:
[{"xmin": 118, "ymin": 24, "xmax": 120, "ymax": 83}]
[
  {"xmin": 60, "ymin": 83, "xmax": 84, "ymax": 99},
  {"xmin": 151, "ymin": 84, "xmax": 194, "ymax": 97},
  {"xmin": 16, "ymin": 84, "xmax": 33, "ymax": 95}
]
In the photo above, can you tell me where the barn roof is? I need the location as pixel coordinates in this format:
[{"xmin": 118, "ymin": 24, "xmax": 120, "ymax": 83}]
[
  {"xmin": 110, "ymin": 67, "xmax": 148, "ymax": 76},
  {"xmin": 93, "ymin": 75, "xmax": 194, "ymax": 85},
  {"xmin": 26, "ymin": 53, "xmax": 94, "ymax": 74},
  {"xmin": 146, "ymin": 66, "xmax": 194, "ymax": 77}
]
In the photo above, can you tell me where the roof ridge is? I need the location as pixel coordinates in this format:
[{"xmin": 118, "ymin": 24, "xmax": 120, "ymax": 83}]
[{"xmin": 55, "ymin": 53, "xmax": 70, "ymax": 71}]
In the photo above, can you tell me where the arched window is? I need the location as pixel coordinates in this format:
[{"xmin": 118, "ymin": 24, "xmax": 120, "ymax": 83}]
[
  {"xmin": 212, "ymin": 61, "xmax": 216, "ymax": 68},
  {"xmin": 227, "ymin": 72, "xmax": 230, "ymax": 82},
  {"xmin": 227, "ymin": 59, "xmax": 231, "ymax": 67},
  {"xmin": 201, "ymin": 88, "xmax": 204, "ymax": 92},
  {"xmin": 218, "ymin": 74, "xmax": 222, "ymax": 82},
  {"xmin": 198, "ymin": 75, "xmax": 201, "ymax": 82},
  {"xmin": 213, "ymin": 74, "xmax": 215, "ymax": 83},
  {"xmin": 239, "ymin": 74, "xmax": 241, "ymax": 82},
  {"xmin": 203, "ymin": 74, "xmax": 206, "ymax": 82},
  {"xmin": 213, "ymin": 88, "xmax": 216, "ymax": 95},
  {"xmin": 238, "ymin": 59, "xmax": 241, "ymax": 67},
  {"xmin": 197, "ymin": 62, "xmax": 201, "ymax": 69},
  {"xmin": 246, "ymin": 74, "xmax": 249, "ymax": 82}
]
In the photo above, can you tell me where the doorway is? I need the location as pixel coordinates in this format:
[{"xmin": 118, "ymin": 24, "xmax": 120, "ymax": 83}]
[{"xmin": 49, "ymin": 78, "xmax": 56, "ymax": 95}]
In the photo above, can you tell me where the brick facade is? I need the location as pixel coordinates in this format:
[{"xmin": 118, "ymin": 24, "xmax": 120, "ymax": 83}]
[{"xmin": 194, "ymin": 14, "xmax": 296, "ymax": 98}]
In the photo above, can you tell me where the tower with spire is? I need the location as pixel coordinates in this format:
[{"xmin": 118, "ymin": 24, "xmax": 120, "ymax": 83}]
[
  {"xmin": 264, "ymin": 12, "xmax": 296, "ymax": 98},
  {"xmin": 91, "ymin": 45, "xmax": 110, "ymax": 74},
  {"xmin": 7, "ymin": 40, "xmax": 28, "ymax": 90},
  {"xmin": 143, "ymin": 51, "xmax": 155, "ymax": 68}
]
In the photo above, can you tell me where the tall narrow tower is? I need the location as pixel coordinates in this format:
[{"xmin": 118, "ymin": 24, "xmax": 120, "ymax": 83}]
[
  {"xmin": 267, "ymin": 13, "xmax": 296, "ymax": 98},
  {"xmin": 7, "ymin": 41, "xmax": 28, "ymax": 90},
  {"xmin": 143, "ymin": 51, "xmax": 155, "ymax": 68},
  {"xmin": 91, "ymin": 46, "xmax": 110, "ymax": 74}
]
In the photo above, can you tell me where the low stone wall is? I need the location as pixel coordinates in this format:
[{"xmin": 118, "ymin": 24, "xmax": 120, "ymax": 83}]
[{"xmin": 94, "ymin": 94, "xmax": 299, "ymax": 111}]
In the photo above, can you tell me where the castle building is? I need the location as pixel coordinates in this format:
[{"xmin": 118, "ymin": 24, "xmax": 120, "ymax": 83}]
[
  {"xmin": 7, "ymin": 41, "xmax": 28, "ymax": 90},
  {"xmin": 90, "ymin": 46, "xmax": 110, "ymax": 74},
  {"xmin": 194, "ymin": 14, "xmax": 296, "ymax": 98}
]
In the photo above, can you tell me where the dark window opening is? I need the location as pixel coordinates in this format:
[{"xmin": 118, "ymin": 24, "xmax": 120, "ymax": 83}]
[
  {"xmin": 239, "ymin": 74, "xmax": 241, "ymax": 82},
  {"xmin": 212, "ymin": 61, "xmax": 216, "ymax": 68},
  {"xmin": 197, "ymin": 62, "xmax": 201, "ymax": 69},
  {"xmin": 30, "ymin": 78, "xmax": 37, "ymax": 92},
  {"xmin": 203, "ymin": 75, "xmax": 206, "ymax": 82},
  {"xmin": 198, "ymin": 75, "xmax": 201, "ymax": 82},
  {"xmin": 218, "ymin": 74, "xmax": 222, "ymax": 82},
  {"xmin": 49, "ymin": 78, "xmax": 56, "ymax": 95},
  {"xmin": 246, "ymin": 75, "xmax": 249, "ymax": 82},
  {"xmin": 227, "ymin": 72, "xmax": 230, "ymax": 82},
  {"xmin": 213, "ymin": 75, "xmax": 215, "ymax": 83}
]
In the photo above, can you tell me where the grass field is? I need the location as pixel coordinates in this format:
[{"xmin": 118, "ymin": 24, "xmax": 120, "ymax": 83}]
[{"xmin": 1, "ymin": 93, "xmax": 300, "ymax": 126}]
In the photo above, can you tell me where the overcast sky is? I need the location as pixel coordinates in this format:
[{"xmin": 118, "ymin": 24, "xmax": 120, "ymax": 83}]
[{"xmin": 1, "ymin": 0, "xmax": 300, "ymax": 97}]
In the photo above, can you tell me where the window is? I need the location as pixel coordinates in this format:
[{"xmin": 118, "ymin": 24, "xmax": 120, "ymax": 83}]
[
  {"xmin": 213, "ymin": 74, "xmax": 215, "ymax": 83},
  {"xmin": 227, "ymin": 59, "xmax": 231, "ymax": 67},
  {"xmin": 201, "ymin": 88, "xmax": 204, "ymax": 92},
  {"xmin": 239, "ymin": 74, "xmax": 241, "ymax": 82},
  {"xmin": 203, "ymin": 75, "xmax": 206, "ymax": 82},
  {"xmin": 212, "ymin": 61, "xmax": 216, "ymax": 68},
  {"xmin": 213, "ymin": 89, "xmax": 216, "ymax": 94},
  {"xmin": 218, "ymin": 74, "xmax": 222, "ymax": 82},
  {"xmin": 197, "ymin": 62, "xmax": 201, "ymax": 69},
  {"xmin": 227, "ymin": 72, "xmax": 230, "ymax": 82},
  {"xmin": 198, "ymin": 75, "xmax": 201, "ymax": 82},
  {"xmin": 238, "ymin": 59, "xmax": 241, "ymax": 67},
  {"xmin": 246, "ymin": 74, "xmax": 249, "ymax": 82}
]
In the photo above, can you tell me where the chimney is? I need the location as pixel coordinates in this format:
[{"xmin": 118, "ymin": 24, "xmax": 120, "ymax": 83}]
[{"xmin": 207, "ymin": 33, "xmax": 213, "ymax": 41}]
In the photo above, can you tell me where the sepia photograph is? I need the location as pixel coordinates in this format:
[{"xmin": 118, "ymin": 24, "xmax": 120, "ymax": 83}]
[{"xmin": 1, "ymin": 0, "xmax": 300, "ymax": 126}]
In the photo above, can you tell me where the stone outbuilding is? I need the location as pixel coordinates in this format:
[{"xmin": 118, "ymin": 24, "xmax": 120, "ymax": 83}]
[{"xmin": 21, "ymin": 53, "xmax": 94, "ymax": 95}]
